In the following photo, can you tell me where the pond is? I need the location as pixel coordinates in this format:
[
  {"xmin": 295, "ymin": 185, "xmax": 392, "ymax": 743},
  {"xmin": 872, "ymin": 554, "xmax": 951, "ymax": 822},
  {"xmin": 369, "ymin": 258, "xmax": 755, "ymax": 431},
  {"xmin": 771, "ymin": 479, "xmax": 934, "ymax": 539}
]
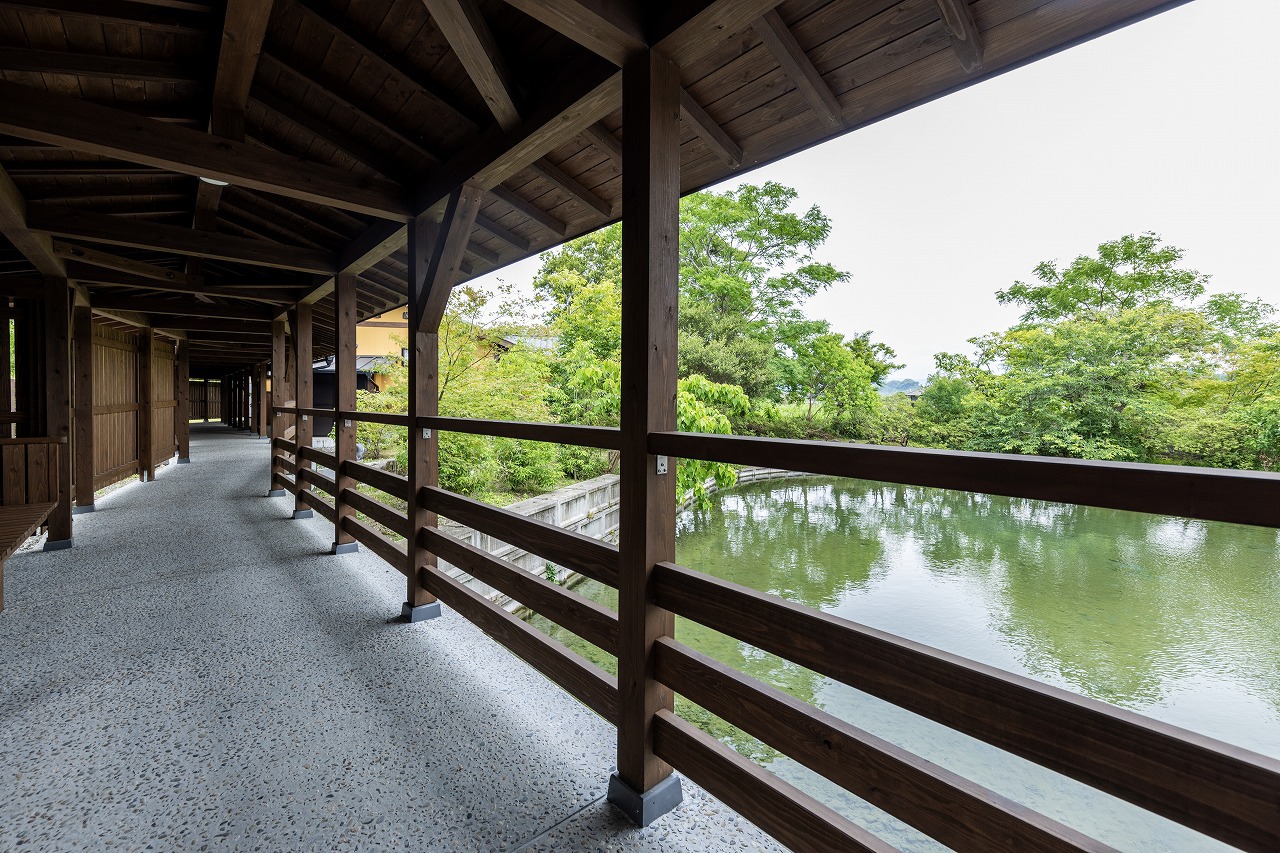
[{"xmin": 525, "ymin": 476, "xmax": 1280, "ymax": 851}]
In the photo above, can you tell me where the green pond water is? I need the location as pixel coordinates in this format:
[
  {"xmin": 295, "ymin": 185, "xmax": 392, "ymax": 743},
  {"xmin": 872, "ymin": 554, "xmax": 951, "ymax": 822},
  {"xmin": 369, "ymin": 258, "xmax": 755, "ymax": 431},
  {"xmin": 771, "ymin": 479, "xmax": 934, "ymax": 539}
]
[{"xmin": 524, "ymin": 476, "xmax": 1280, "ymax": 851}]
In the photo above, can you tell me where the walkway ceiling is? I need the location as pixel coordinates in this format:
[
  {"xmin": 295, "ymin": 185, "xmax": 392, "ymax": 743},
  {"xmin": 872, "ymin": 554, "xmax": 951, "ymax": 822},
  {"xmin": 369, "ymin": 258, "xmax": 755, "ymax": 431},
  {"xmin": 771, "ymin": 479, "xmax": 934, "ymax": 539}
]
[{"xmin": 0, "ymin": 0, "xmax": 1189, "ymax": 376}]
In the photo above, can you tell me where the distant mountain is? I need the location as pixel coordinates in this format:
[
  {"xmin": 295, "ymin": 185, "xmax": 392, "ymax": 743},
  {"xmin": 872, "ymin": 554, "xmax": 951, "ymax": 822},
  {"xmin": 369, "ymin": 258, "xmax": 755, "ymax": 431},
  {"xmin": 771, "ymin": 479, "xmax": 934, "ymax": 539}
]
[{"xmin": 877, "ymin": 378, "xmax": 921, "ymax": 396}]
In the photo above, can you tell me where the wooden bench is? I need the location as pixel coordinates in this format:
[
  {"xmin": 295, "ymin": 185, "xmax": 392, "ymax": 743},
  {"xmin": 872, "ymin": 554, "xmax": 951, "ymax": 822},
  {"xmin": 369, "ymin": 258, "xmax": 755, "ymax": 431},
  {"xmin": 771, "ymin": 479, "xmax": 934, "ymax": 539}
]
[
  {"xmin": 0, "ymin": 437, "xmax": 68, "ymax": 612},
  {"xmin": 0, "ymin": 501, "xmax": 56, "ymax": 611}
]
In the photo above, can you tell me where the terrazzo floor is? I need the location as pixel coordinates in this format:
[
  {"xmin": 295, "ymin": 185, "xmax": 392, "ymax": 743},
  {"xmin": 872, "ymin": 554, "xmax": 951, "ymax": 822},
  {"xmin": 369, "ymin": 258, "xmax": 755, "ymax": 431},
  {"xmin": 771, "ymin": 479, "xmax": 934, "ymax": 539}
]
[{"xmin": 0, "ymin": 425, "xmax": 784, "ymax": 852}]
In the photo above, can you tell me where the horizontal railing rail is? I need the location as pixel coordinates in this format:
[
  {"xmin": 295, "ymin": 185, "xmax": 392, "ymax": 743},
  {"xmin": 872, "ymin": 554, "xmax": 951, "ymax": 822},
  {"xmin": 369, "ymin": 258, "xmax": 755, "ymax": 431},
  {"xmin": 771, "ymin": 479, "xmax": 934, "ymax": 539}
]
[
  {"xmin": 652, "ymin": 561, "xmax": 1280, "ymax": 852},
  {"xmin": 342, "ymin": 488, "xmax": 410, "ymax": 539},
  {"xmin": 343, "ymin": 460, "xmax": 409, "ymax": 502},
  {"xmin": 650, "ymin": 431, "xmax": 1280, "ymax": 528},
  {"xmin": 297, "ymin": 444, "xmax": 336, "ymax": 470},
  {"xmin": 421, "ymin": 485, "xmax": 620, "ymax": 587},
  {"xmin": 342, "ymin": 515, "xmax": 406, "ymax": 569}
]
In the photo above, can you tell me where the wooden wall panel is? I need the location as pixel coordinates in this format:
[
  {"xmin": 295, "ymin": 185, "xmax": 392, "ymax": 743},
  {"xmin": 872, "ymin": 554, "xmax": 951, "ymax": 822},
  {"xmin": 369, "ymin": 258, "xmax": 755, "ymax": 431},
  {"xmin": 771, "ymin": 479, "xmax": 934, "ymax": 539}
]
[
  {"xmin": 153, "ymin": 341, "xmax": 177, "ymax": 462},
  {"xmin": 91, "ymin": 323, "xmax": 140, "ymax": 490}
]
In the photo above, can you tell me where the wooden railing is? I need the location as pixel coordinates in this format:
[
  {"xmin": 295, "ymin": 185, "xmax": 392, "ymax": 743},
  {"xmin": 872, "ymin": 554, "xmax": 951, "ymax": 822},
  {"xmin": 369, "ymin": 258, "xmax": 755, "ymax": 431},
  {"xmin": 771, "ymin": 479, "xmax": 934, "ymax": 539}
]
[{"xmin": 272, "ymin": 407, "xmax": 1280, "ymax": 851}]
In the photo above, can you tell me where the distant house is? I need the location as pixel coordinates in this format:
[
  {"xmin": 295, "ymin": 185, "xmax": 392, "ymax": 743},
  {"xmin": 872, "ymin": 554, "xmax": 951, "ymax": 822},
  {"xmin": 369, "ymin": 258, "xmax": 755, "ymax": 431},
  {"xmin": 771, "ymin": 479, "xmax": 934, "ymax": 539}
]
[{"xmin": 310, "ymin": 355, "xmax": 395, "ymax": 437}]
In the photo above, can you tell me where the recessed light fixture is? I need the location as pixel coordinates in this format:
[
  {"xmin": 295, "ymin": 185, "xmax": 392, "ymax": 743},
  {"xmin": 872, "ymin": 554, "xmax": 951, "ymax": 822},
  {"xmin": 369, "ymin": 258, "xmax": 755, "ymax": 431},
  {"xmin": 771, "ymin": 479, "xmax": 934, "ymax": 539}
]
[{"xmin": 198, "ymin": 176, "xmax": 230, "ymax": 186}]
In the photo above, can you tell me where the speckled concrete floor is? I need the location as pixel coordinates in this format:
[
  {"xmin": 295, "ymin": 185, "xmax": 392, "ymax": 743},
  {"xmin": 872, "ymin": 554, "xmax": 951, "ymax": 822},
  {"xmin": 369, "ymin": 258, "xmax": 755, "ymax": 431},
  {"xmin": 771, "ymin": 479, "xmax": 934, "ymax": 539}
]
[{"xmin": 0, "ymin": 425, "xmax": 784, "ymax": 852}]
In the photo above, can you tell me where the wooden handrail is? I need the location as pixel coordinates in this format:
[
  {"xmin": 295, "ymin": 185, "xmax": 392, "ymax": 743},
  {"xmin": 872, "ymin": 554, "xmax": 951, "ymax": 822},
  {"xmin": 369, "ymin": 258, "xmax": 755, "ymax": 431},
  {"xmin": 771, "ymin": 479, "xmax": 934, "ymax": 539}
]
[
  {"xmin": 342, "ymin": 488, "xmax": 410, "ymax": 540},
  {"xmin": 336, "ymin": 409, "xmax": 410, "ymax": 427},
  {"xmin": 342, "ymin": 516, "xmax": 407, "ymax": 572},
  {"xmin": 419, "ymin": 415, "xmax": 621, "ymax": 450},
  {"xmin": 421, "ymin": 485, "xmax": 619, "ymax": 588},
  {"xmin": 649, "ymin": 431, "xmax": 1280, "ymax": 528},
  {"xmin": 298, "ymin": 489, "xmax": 336, "ymax": 523},
  {"xmin": 652, "ymin": 710, "xmax": 891, "ymax": 853},
  {"xmin": 297, "ymin": 445, "xmax": 336, "ymax": 470},
  {"xmin": 653, "ymin": 639, "xmax": 1102, "ymax": 853},
  {"xmin": 652, "ymin": 561, "xmax": 1280, "ymax": 852},
  {"xmin": 423, "ymin": 526, "xmax": 619, "ymax": 654},
  {"xmin": 419, "ymin": 565, "xmax": 619, "ymax": 723},
  {"xmin": 343, "ymin": 460, "xmax": 409, "ymax": 502},
  {"xmin": 298, "ymin": 467, "xmax": 336, "ymax": 497}
]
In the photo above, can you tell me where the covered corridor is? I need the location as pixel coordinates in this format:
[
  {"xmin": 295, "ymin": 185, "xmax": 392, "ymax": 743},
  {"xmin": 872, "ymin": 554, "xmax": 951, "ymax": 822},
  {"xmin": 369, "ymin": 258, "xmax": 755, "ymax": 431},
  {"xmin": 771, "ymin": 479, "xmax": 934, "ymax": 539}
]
[{"xmin": 0, "ymin": 425, "xmax": 777, "ymax": 851}]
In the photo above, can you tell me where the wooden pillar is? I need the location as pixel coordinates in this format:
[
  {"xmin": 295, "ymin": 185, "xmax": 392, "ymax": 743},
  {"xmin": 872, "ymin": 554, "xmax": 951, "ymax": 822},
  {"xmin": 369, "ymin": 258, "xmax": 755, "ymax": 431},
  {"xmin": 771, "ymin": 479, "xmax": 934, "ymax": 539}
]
[
  {"xmin": 138, "ymin": 328, "xmax": 154, "ymax": 481},
  {"xmin": 332, "ymin": 272, "xmax": 357, "ymax": 553},
  {"xmin": 72, "ymin": 303, "xmax": 95, "ymax": 511},
  {"xmin": 0, "ymin": 313, "xmax": 11, "ymax": 438},
  {"xmin": 293, "ymin": 302, "xmax": 313, "ymax": 518},
  {"xmin": 258, "ymin": 361, "xmax": 269, "ymax": 438},
  {"xmin": 609, "ymin": 49, "xmax": 684, "ymax": 825},
  {"xmin": 176, "ymin": 338, "xmax": 190, "ymax": 462},
  {"xmin": 43, "ymin": 277, "xmax": 73, "ymax": 546},
  {"xmin": 203, "ymin": 379, "xmax": 210, "ymax": 422},
  {"xmin": 13, "ymin": 301, "xmax": 37, "ymax": 437},
  {"xmin": 269, "ymin": 318, "xmax": 288, "ymax": 496},
  {"xmin": 249, "ymin": 363, "xmax": 261, "ymax": 437},
  {"xmin": 406, "ymin": 186, "xmax": 482, "ymax": 620}
]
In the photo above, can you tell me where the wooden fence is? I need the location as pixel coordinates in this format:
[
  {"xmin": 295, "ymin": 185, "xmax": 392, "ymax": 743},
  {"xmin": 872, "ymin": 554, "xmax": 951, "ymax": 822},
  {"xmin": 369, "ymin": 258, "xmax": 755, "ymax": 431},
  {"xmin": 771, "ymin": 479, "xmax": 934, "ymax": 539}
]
[
  {"xmin": 271, "ymin": 406, "xmax": 1280, "ymax": 852},
  {"xmin": 188, "ymin": 380, "xmax": 220, "ymax": 422}
]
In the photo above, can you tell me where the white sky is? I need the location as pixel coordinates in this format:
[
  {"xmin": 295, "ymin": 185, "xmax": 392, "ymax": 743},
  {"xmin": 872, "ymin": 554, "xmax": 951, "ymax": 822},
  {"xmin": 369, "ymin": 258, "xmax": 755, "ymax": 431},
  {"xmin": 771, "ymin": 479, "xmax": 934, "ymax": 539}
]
[{"xmin": 479, "ymin": 0, "xmax": 1280, "ymax": 380}]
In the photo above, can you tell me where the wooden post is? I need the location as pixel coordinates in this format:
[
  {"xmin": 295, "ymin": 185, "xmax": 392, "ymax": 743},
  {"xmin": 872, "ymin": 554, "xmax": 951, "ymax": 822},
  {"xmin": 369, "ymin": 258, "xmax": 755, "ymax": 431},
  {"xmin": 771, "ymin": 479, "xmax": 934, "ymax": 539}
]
[
  {"xmin": 293, "ymin": 301, "xmax": 313, "ymax": 519},
  {"xmin": 13, "ymin": 301, "xmax": 36, "ymax": 437},
  {"xmin": 249, "ymin": 363, "xmax": 260, "ymax": 437},
  {"xmin": 0, "ymin": 313, "xmax": 10, "ymax": 438},
  {"xmin": 268, "ymin": 318, "xmax": 288, "ymax": 496},
  {"xmin": 258, "ymin": 361, "xmax": 269, "ymax": 438},
  {"xmin": 138, "ymin": 328, "xmax": 154, "ymax": 480},
  {"xmin": 203, "ymin": 379, "xmax": 210, "ymax": 422},
  {"xmin": 332, "ymin": 272, "xmax": 358, "ymax": 554},
  {"xmin": 72, "ymin": 303, "xmax": 95, "ymax": 511},
  {"xmin": 176, "ymin": 337, "xmax": 190, "ymax": 462},
  {"xmin": 43, "ymin": 276, "xmax": 73, "ymax": 547},
  {"xmin": 608, "ymin": 48, "xmax": 684, "ymax": 826}
]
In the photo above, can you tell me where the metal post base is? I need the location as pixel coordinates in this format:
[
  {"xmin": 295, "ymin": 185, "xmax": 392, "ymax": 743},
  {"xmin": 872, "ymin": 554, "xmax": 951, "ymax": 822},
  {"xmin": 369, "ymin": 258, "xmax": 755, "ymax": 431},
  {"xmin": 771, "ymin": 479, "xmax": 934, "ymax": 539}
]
[
  {"xmin": 72, "ymin": 504, "xmax": 95, "ymax": 515},
  {"xmin": 292, "ymin": 509, "xmax": 314, "ymax": 520},
  {"xmin": 266, "ymin": 489, "xmax": 287, "ymax": 497},
  {"xmin": 332, "ymin": 542, "xmax": 358, "ymax": 555},
  {"xmin": 401, "ymin": 601, "xmax": 442, "ymax": 623},
  {"xmin": 606, "ymin": 773, "xmax": 683, "ymax": 827},
  {"xmin": 177, "ymin": 457, "xmax": 191, "ymax": 464},
  {"xmin": 44, "ymin": 538, "xmax": 73, "ymax": 552}
]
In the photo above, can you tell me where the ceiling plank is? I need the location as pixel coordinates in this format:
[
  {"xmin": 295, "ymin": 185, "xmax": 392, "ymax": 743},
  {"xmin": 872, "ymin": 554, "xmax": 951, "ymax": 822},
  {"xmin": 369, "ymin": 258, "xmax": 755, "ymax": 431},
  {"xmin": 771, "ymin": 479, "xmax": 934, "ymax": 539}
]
[
  {"xmin": 754, "ymin": 11, "xmax": 842, "ymax": 130},
  {"xmin": 422, "ymin": 0, "xmax": 521, "ymax": 131},
  {"xmin": 680, "ymin": 88, "xmax": 741, "ymax": 167},
  {"xmin": 0, "ymin": 0, "xmax": 209, "ymax": 33},
  {"xmin": 474, "ymin": 213, "xmax": 530, "ymax": 252},
  {"xmin": 527, "ymin": 159, "xmax": 612, "ymax": 219},
  {"xmin": 652, "ymin": 0, "xmax": 784, "ymax": 63},
  {"xmin": 0, "ymin": 47, "xmax": 199, "ymax": 82},
  {"xmin": 65, "ymin": 263, "xmax": 298, "ymax": 304},
  {"xmin": 935, "ymin": 0, "xmax": 984, "ymax": 73},
  {"xmin": 90, "ymin": 294, "xmax": 276, "ymax": 320},
  {"xmin": 494, "ymin": 0, "xmax": 644, "ymax": 67},
  {"xmin": 490, "ymin": 186, "xmax": 567, "ymax": 236},
  {"xmin": 0, "ymin": 81, "xmax": 410, "ymax": 221},
  {"xmin": 580, "ymin": 122, "xmax": 623, "ymax": 166},
  {"xmin": 149, "ymin": 316, "xmax": 272, "ymax": 334},
  {"xmin": 54, "ymin": 241, "xmax": 198, "ymax": 286},
  {"xmin": 28, "ymin": 204, "xmax": 338, "ymax": 274},
  {"xmin": 249, "ymin": 90, "xmax": 398, "ymax": 179},
  {"xmin": 0, "ymin": 165, "xmax": 66, "ymax": 276}
]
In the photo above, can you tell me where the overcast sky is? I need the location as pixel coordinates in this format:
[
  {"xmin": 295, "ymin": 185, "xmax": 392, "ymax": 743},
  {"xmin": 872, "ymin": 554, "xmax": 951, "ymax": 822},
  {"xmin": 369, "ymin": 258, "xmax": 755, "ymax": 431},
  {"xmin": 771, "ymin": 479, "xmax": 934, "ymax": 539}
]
[{"xmin": 482, "ymin": 0, "xmax": 1279, "ymax": 380}]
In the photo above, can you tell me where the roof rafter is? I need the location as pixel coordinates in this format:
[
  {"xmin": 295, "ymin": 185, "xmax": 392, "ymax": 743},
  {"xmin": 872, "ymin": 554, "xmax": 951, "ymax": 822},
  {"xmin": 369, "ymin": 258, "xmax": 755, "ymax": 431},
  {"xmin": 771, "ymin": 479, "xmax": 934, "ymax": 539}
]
[
  {"xmin": 754, "ymin": 10, "xmax": 842, "ymax": 130},
  {"xmin": 935, "ymin": 0, "xmax": 984, "ymax": 73},
  {"xmin": 0, "ymin": 164, "xmax": 66, "ymax": 276}
]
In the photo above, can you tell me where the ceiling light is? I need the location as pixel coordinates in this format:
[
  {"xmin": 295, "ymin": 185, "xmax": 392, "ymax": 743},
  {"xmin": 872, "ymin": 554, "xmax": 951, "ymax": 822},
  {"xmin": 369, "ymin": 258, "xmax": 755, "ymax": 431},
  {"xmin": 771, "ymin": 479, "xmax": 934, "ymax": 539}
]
[{"xmin": 198, "ymin": 176, "xmax": 229, "ymax": 186}]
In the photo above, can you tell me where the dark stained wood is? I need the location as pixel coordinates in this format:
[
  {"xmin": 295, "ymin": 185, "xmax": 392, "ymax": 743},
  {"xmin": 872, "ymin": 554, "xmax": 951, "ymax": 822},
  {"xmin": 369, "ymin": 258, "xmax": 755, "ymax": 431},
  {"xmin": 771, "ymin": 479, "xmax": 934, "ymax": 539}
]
[
  {"xmin": 175, "ymin": 337, "xmax": 189, "ymax": 459},
  {"xmin": 137, "ymin": 328, "xmax": 153, "ymax": 480},
  {"xmin": 936, "ymin": 0, "xmax": 984, "ymax": 72},
  {"xmin": 292, "ymin": 300, "xmax": 312, "ymax": 515},
  {"xmin": 298, "ymin": 465, "xmax": 335, "ymax": 496},
  {"xmin": 423, "ymin": 525, "xmax": 619, "ymax": 653},
  {"xmin": 421, "ymin": 485, "xmax": 619, "ymax": 587},
  {"xmin": 0, "ymin": 46, "xmax": 199, "ymax": 82},
  {"xmin": 648, "ymin": 431, "xmax": 1280, "ymax": 528},
  {"xmin": 0, "ymin": 165, "xmax": 65, "ymax": 276},
  {"xmin": 56, "ymin": 242, "xmax": 200, "ymax": 286},
  {"xmin": 296, "ymin": 443, "xmax": 336, "ymax": 471},
  {"xmin": 419, "ymin": 562, "xmax": 620, "ymax": 723},
  {"xmin": 652, "ymin": 561, "xmax": 1280, "ymax": 853},
  {"xmin": 418, "ymin": 415, "xmax": 620, "ymax": 450},
  {"xmin": 0, "ymin": 82, "xmax": 409, "ymax": 221},
  {"xmin": 298, "ymin": 486, "xmax": 336, "ymax": 522},
  {"xmin": 271, "ymin": 317, "xmax": 287, "ymax": 448},
  {"xmin": 679, "ymin": 89, "xmax": 741, "ymax": 168},
  {"xmin": 341, "ymin": 487, "xmax": 408, "ymax": 539},
  {"xmin": 0, "ymin": 500, "xmax": 57, "ymax": 611},
  {"xmin": 615, "ymin": 49, "xmax": 680, "ymax": 796},
  {"xmin": 418, "ymin": 185, "xmax": 484, "ymax": 331},
  {"xmin": 651, "ymin": 711, "xmax": 894, "ymax": 853},
  {"xmin": 580, "ymin": 122, "xmax": 624, "ymax": 166},
  {"xmin": 343, "ymin": 459, "xmax": 409, "ymax": 503},
  {"xmin": 654, "ymin": 638, "xmax": 1107, "ymax": 853},
  {"xmin": 89, "ymin": 295, "xmax": 274, "ymax": 322},
  {"xmin": 72, "ymin": 303, "xmax": 94, "ymax": 507},
  {"xmin": 341, "ymin": 515, "xmax": 406, "ymax": 569},
  {"xmin": 422, "ymin": 0, "xmax": 521, "ymax": 131},
  {"xmin": 754, "ymin": 10, "xmax": 842, "ymax": 129},
  {"xmin": 29, "ymin": 205, "xmax": 338, "ymax": 274},
  {"xmin": 527, "ymin": 159, "xmax": 612, "ymax": 219},
  {"xmin": 496, "ymin": 0, "xmax": 644, "ymax": 66},
  {"xmin": 405, "ymin": 211, "xmax": 439, "ymax": 609},
  {"xmin": 474, "ymin": 213, "xmax": 530, "ymax": 251},
  {"xmin": 0, "ymin": 0, "xmax": 209, "ymax": 33},
  {"xmin": 0, "ymin": 318, "xmax": 10, "ymax": 437},
  {"xmin": 42, "ymin": 277, "xmax": 72, "ymax": 541},
  {"xmin": 332, "ymin": 271, "xmax": 357, "ymax": 547}
]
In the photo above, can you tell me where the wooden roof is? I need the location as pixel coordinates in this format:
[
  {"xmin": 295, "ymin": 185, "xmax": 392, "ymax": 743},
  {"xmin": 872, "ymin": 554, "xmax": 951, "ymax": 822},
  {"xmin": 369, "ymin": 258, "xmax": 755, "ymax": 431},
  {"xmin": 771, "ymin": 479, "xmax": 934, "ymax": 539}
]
[{"xmin": 0, "ymin": 0, "xmax": 1187, "ymax": 373}]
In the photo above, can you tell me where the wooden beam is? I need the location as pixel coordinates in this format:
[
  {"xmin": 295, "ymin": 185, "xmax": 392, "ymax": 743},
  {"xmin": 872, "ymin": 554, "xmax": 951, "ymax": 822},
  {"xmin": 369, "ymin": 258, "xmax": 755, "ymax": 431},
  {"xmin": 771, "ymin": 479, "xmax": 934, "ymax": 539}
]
[
  {"xmin": 28, "ymin": 205, "xmax": 338, "ymax": 274},
  {"xmin": 156, "ymin": 318, "xmax": 271, "ymax": 334},
  {"xmin": 0, "ymin": 82, "xmax": 409, "ymax": 221},
  {"xmin": 754, "ymin": 10, "xmax": 842, "ymax": 129},
  {"xmin": 72, "ymin": 302, "xmax": 94, "ymax": 509},
  {"xmin": 0, "ymin": 0, "xmax": 209, "ymax": 32},
  {"xmin": 292, "ymin": 300, "xmax": 312, "ymax": 516},
  {"xmin": 176, "ymin": 338, "xmax": 190, "ymax": 461},
  {"xmin": 495, "ymin": 0, "xmax": 644, "ymax": 67},
  {"xmin": 0, "ymin": 165, "xmax": 65, "ymax": 276},
  {"xmin": 332, "ymin": 272, "xmax": 357, "ymax": 550},
  {"xmin": 249, "ymin": 90, "xmax": 399, "ymax": 179},
  {"xmin": 422, "ymin": 0, "xmax": 521, "ymax": 131},
  {"xmin": 528, "ymin": 159, "xmax": 612, "ymax": 219},
  {"xmin": 66, "ymin": 264, "xmax": 298, "ymax": 304},
  {"xmin": 89, "ymin": 294, "xmax": 275, "ymax": 321},
  {"xmin": 405, "ymin": 212, "xmax": 440, "ymax": 613},
  {"xmin": 417, "ymin": 185, "xmax": 485, "ymax": 332},
  {"xmin": 613, "ymin": 47, "xmax": 682, "ymax": 813},
  {"xmin": 0, "ymin": 47, "xmax": 198, "ymax": 83},
  {"xmin": 475, "ymin": 213, "xmax": 531, "ymax": 252},
  {"xmin": 580, "ymin": 122, "xmax": 624, "ymax": 166},
  {"xmin": 490, "ymin": 186, "xmax": 567, "ymax": 236},
  {"xmin": 936, "ymin": 0, "xmax": 984, "ymax": 73},
  {"xmin": 54, "ymin": 241, "xmax": 200, "ymax": 287},
  {"xmin": 652, "ymin": 0, "xmax": 784, "ymax": 63},
  {"xmin": 139, "ymin": 328, "xmax": 154, "ymax": 479},
  {"xmin": 679, "ymin": 89, "xmax": 741, "ymax": 167}
]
